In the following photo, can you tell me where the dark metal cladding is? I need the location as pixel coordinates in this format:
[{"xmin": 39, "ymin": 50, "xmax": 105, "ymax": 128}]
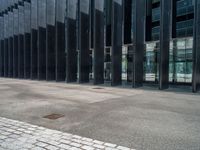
[
  {"xmin": 89, "ymin": 0, "xmax": 94, "ymax": 50},
  {"xmin": 46, "ymin": 0, "xmax": 56, "ymax": 80},
  {"xmin": 24, "ymin": 1, "xmax": 31, "ymax": 78},
  {"xmin": 93, "ymin": 0, "xmax": 104, "ymax": 84},
  {"xmin": 13, "ymin": 7, "xmax": 18, "ymax": 78},
  {"xmin": 111, "ymin": 0, "xmax": 123, "ymax": 86},
  {"xmin": 66, "ymin": 0, "xmax": 78, "ymax": 83},
  {"xmin": 56, "ymin": 0, "xmax": 66, "ymax": 81},
  {"xmin": 4, "ymin": 12, "xmax": 9, "ymax": 77},
  {"xmin": 31, "ymin": 0, "xmax": 38, "ymax": 79},
  {"xmin": 0, "ymin": 15, "xmax": 4, "ymax": 76},
  {"xmin": 145, "ymin": 0, "xmax": 152, "ymax": 41},
  {"xmin": 193, "ymin": 0, "xmax": 200, "ymax": 92},
  {"xmin": 78, "ymin": 0, "xmax": 90, "ymax": 83},
  {"xmin": 132, "ymin": 0, "xmax": 145, "ymax": 88},
  {"xmin": 159, "ymin": 0, "xmax": 171, "ymax": 90},
  {"xmin": 8, "ymin": 10, "xmax": 14, "ymax": 77},
  {"xmin": 105, "ymin": 0, "xmax": 112, "ymax": 47},
  {"xmin": 0, "ymin": 0, "xmax": 198, "ymax": 92},
  {"xmin": 124, "ymin": 0, "xmax": 132, "ymax": 44},
  {"xmin": 172, "ymin": 0, "xmax": 177, "ymax": 38},
  {"xmin": 18, "ymin": 4, "xmax": 24, "ymax": 78},
  {"xmin": 31, "ymin": 0, "xmax": 38, "ymax": 30},
  {"xmin": 38, "ymin": 0, "xmax": 46, "ymax": 80}
]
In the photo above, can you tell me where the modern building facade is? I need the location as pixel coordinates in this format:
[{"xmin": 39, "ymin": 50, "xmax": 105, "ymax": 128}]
[{"xmin": 0, "ymin": 0, "xmax": 199, "ymax": 92}]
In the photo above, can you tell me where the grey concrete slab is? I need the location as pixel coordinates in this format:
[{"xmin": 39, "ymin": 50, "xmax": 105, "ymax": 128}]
[{"xmin": 0, "ymin": 78, "xmax": 200, "ymax": 150}]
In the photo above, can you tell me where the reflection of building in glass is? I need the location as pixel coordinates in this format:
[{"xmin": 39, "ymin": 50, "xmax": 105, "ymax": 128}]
[{"xmin": 145, "ymin": 0, "xmax": 196, "ymax": 87}]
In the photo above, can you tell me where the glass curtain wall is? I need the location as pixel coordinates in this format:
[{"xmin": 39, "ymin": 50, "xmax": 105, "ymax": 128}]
[
  {"xmin": 152, "ymin": 0, "xmax": 160, "ymax": 41},
  {"xmin": 169, "ymin": 37, "xmax": 193, "ymax": 83},
  {"xmin": 144, "ymin": 42, "xmax": 160, "ymax": 82},
  {"xmin": 176, "ymin": 0, "xmax": 194, "ymax": 37}
]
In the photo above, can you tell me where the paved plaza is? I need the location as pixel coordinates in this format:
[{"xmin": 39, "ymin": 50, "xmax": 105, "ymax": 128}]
[
  {"xmin": 0, "ymin": 117, "xmax": 133, "ymax": 150},
  {"xmin": 0, "ymin": 78, "xmax": 200, "ymax": 150}
]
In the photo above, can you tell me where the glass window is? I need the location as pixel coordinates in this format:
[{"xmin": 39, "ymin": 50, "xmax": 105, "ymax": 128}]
[
  {"xmin": 144, "ymin": 42, "xmax": 159, "ymax": 82},
  {"xmin": 169, "ymin": 37, "xmax": 193, "ymax": 83}
]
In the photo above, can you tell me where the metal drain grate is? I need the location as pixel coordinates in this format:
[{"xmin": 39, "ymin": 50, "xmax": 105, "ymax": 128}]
[
  {"xmin": 93, "ymin": 87, "xmax": 104, "ymax": 90},
  {"xmin": 43, "ymin": 114, "xmax": 64, "ymax": 120}
]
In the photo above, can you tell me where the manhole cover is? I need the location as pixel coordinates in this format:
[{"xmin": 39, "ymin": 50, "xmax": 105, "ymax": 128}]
[
  {"xmin": 43, "ymin": 114, "xmax": 64, "ymax": 120},
  {"xmin": 93, "ymin": 87, "xmax": 104, "ymax": 90}
]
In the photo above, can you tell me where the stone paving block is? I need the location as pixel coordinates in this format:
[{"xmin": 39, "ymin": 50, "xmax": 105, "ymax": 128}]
[
  {"xmin": 0, "ymin": 117, "xmax": 135, "ymax": 150},
  {"xmin": 93, "ymin": 144, "xmax": 105, "ymax": 149},
  {"xmin": 45, "ymin": 145, "xmax": 59, "ymax": 150},
  {"xmin": 60, "ymin": 139, "xmax": 71, "ymax": 144},
  {"xmin": 0, "ymin": 135, "xmax": 6, "ymax": 140},
  {"xmin": 69, "ymin": 142, "xmax": 82, "ymax": 148},
  {"xmin": 105, "ymin": 143, "xmax": 117, "ymax": 148},
  {"xmin": 58, "ymin": 143, "xmax": 71, "ymax": 149},
  {"xmin": 117, "ymin": 146, "xmax": 131, "ymax": 150},
  {"xmin": 93, "ymin": 140, "xmax": 104, "ymax": 145},
  {"xmin": 35, "ymin": 142, "xmax": 49, "ymax": 147},
  {"xmin": 81, "ymin": 145, "xmax": 95, "ymax": 150}
]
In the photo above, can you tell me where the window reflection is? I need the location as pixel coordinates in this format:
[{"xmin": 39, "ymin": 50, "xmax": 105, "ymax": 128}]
[
  {"xmin": 144, "ymin": 42, "xmax": 159, "ymax": 82},
  {"xmin": 169, "ymin": 37, "xmax": 193, "ymax": 83},
  {"xmin": 145, "ymin": 38, "xmax": 193, "ymax": 84}
]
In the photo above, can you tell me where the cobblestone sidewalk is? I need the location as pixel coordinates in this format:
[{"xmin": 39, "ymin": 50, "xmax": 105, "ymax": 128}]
[{"xmin": 0, "ymin": 117, "xmax": 135, "ymax": 150}]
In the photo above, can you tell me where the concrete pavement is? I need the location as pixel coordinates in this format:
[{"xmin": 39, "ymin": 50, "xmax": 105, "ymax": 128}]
[{"xmin": 0, "ymin": 78, "xmax": 200, "ymax": 150}]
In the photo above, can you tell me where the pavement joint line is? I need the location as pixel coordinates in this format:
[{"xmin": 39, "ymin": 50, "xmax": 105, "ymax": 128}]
[{"xmin": 0, "ymin": 117, "xmax": 136, "ymax": 150}]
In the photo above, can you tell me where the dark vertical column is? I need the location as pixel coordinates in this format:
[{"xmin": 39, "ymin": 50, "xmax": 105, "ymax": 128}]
[
  {"xmin": 78, "ymin": 0, "xmax": 90, "ymax": 83},
  {"xmin": 13, "ymin": 5, "xmax": 18, "ymax": 78},
  {"xmin": 31, "ymin": 0, "xmax": 38, "ymax": 79},
  {"xmin": 193, "ymin": 0, "xmax": 200, "ymax": 92},
  {"xmin": 90, "ymin": 0, "xmax": 94, "ymax": 49},
  {"xmin": 93, "ymin": 0, "xmax": 104, "ymax": 84},
  {"xmin": 4, "ymin": 11, "xmax": 9, "ymax": 77},
  {"xmin": 111, "ymin": 0, "xmax": 123, "ymax": 86},
  {"xmin": 66, "ymin": 0, "xmax": 78, "ymax": 82},
  {"xmin": 8, "ymin": 9, "xmax": 14, "ymax": 78},
  {"xmin": 132, "ymin": 0, "xmax": 145, "ymax": 87},
  {"xmin": 24, "ymin": 1, "xmax": 31, "ymax": 79},
  {"xmin": 55, "ymin": 0, "xmax": 66, "ymax": 81},
  {"xmin": 105, "ymin": 0, "xmax": 112, "ymax": 47},
  {"xmin": 146, "ymin": 0, "xmax": 152, "ymax": 41},
  {"xmin": 46, "ymin": 0, "xmax": 56, "ymax": 81},
  {"xmin": 172, "ymin": 0, "xmax": 176, "ymax": 38},
  {"xmin": 159, "ymin": 0, "xmax": 171, "ymax": 90},
  {"xmin": 38, "ymin": 0, "xmax": 46, "ymax": 80},
  {"xmin": 0, "ymin": 14, "xmax": 4, "ymax": 76},
  {"xmin": 18, "ymin": 4, "xmax": 25, "ymax": 78},
  {"xmin": 124, "ymin": 0, "xmax": 132, "ymax": 44}
]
